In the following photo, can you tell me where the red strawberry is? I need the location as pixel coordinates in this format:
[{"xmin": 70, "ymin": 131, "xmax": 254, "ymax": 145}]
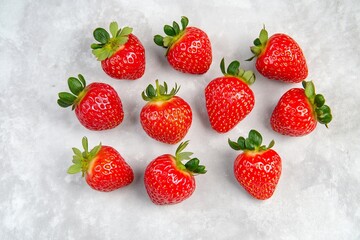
[
  {"xmin": 247, "ymin": 27, "xmax": 308, "ymax": 83},
  {"xmin": 57, "ymin": 74, "xmax": 124, "ymax": 131},
  {"xmin": 140, "ymin": 80, "xmax": 192, "ymax": 144},
  {"xmin": 144, "ymin": 141, "xmax": 206, "ymax": 205},
  {"xmin": 228, "ymin": 129, "xmax": 282, "ymax": 200},
  {"xmin": 67, "ymin": 137, "xmax": 134, "ymax": 192},
  {"xmin": 91, "ymin": 22, "xmax": 145, "ymax": 80},
  {"xmin": 154, "ymin": 16, "xmax": 212, "ymax": 74},
  {"xmin": 271, "ymin": 80, "xmax": 332, "ymax": 136},
  {"xmin": 205, "ymin": 58, "xmax": 255, "ymax": 133}
]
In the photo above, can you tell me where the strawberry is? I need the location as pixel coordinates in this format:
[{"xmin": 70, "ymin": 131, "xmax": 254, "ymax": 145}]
[
  {"xmin": 67, "ymin": 137, "xmax": 134, "ymax": 192},
  {"xmin": 140, "ymin": 80, "xmax": 192, "ymax": 144},
  {"xmin": 91, "ymin": 22, "xmax": 145, "ymax": 80},
  {"xmin": 228, "ymin": 129, "xmax": 282, "ymax": 200},
  {"xmin": 247, "ymin": 26, "xmax": 308, "ymax": 83},
  {"xmin": 57, "ymin": 74, "xmax": 124, "ymax": 131},
  {"xmin": 205, "ymin": 58, "xmax": 255, "ymax": 133},
  {"xmin": 144, "ymin": 141, "xmax": 206, "ymax": 205},
  {"xmin": 154, "ymin": 16, "xmax": 212, "ymax": 74},
  {"xmin": 270, "ymin": 80, "xmax": 332, "ymax": 136}
]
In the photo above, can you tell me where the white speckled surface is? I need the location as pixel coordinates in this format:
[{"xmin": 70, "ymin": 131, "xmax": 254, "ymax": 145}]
[{"xmin": 1, "ymin": 0, "xmax": 360, "ymax": 239}]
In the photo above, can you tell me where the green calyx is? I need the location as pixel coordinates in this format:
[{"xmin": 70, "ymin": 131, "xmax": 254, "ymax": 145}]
[
  {"xmin": 141, "ymin": 79, "xmax": 180, "ymax": 102},
  {"xmin": 67, "ymin": 137, "xmax": 102, "ymax": 177},
  {"xmin": 57, "ymin": 74, "xmax": 87, "ymax": 110},
  {"xmin": 228, "ymin": 129, "xmax": 275, "ymax": 152},
  {"xmin": 91, "ymin": 21, "xmax": 133, "ymax": 61},
  {"xmin": 302, "ymin": 81, "xmax": 332, "ymax": 127},
  {"xmin": 246, "ymin": 26, "xmax": 268, "ymax": 61},
  {"xmin": 220, "ymin": 58, "xmax": 256, "ymax": 85},
  {"xmin": 173, "ymin": 140, "xmax": 206, "ymax": 175},
  {"xmin": 153, "ymin": 16, "xmax": 189, "ymax": 55}
]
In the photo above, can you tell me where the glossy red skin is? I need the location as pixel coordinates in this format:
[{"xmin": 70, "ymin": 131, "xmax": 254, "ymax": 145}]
[
  {"xmin": 144, "ymin": 154, "xmax": 195, "ymax": 205},
  {"xmin": 101, "ymin": 34, "xmax": 145, "ymax": 80},
  {"xmin": 140, "ymin": 96, "xmax": 192, "ymax": 144},
  {"xmin": 75, "ymin": 83, "xmax": 124, "ymax": 131},
  {"xmin": 271, "ymin": 88, "xmax": 317, "ymax": 136},
  {"xmin": 205, "ymin": 76, "xmax": 255, "ymax": 133},
  {"xmin": 86, "ymin": 146, "xmax": 134, "ymax": 192},
  {"xmin": 234, "ymin": 149, "xmax": 282, "ymax": 200},
  {"xmin": 256, "ymin": 33, "xmax": 308, "ymax": 83},
  {"xmin": 167, "ymin": 27, "xmax": 212, "ymax": 74}
]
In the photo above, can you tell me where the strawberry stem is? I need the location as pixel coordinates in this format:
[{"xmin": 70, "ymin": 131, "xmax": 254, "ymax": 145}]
[
  {"xmin": 154, "ymin": 16, "xmax": 189, "ymax": 55},
  {"xmin": 57, "ymin": 74, "xmax": 87, "ymax": 110},
  {"xmin": 220, "ymin": 58, "xmax": 256, "ymax": 85},
  {"xmin": 246, "ymin": 25, "xmax": 269, "ymax": 61},
  {"xmin": 302, "ymin": 81, "xmax": 332, "ymax": 126},
  {"xmin": 67, "ymin": 137, "xmax": 102, "ymax": 177},
  {"xmin": 173, "ymin": 141, "xmax": 206, "ymax": 175},
  {"xmin": 141, "ymin": 79, "xmax": 180, "ymax": 102},
  {"xmin": 228, "ymin": 129, "xmax": 274, "ymax": 152},
  {"xmin": 91, "ymin": 21, "xmax": 133, "ymax": 61}
]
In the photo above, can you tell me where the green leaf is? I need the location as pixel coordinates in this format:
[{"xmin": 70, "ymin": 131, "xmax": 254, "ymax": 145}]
[
  {"xmin": 181, "ymin": 16, "xmax": 189, "ymax": 30},
  {"xmin": 93, "ymin": 28, "xmax": 110, "ymax": 44},
  {"xmin": 228, "ymin": 139, "xmax": 242, "ymax": 150},
  {"xmin": 237, "ymin": 137, "xmax": 246, "ymax": 149},
  {"xmin": 72, "ymin": 147, "xmax": 82, "ymax": 157},
  {"xmin": 154, "ymin": 35, "xmax": 164, "ymax": 47},
  {"xmin": 82, "ymin": 137, "xmax": 89, "ymax": 155},
  {"xmin": 242, "ymin": 70, "xmax": 255, "ymax": 85},
  {"xmin": 109, "ymin": 22, "xmax": 118, "ymax": 37},
  {"xmin": 245, "ymin": 138, "xmax": 255, "ymax": 150},
  {"xmin": 176, "ymin": 141, "xmax": 190, "ymax": 156},
  {"xmin": 304, "ymin": 81, "xmax": 315, "ymax": 99},
  {"xmin": 194, "ymin": 165, "xmax": 206, "ymax": 174},
  {"xmin": 314, "ymin": 94, "xmax": 325, "ymax": 107},
  {"xmin": 92, "ymin": 48, "xmax": 111, "ymax": 61},
  {"xmin": 58, "ymin": 92, "xmax": 76, "ymax": 104},
  {"xmin": 253, "ymin": 38, "xmax": 261, "ymax": 46},
  {"xmin": 164, "ymin": 25, "xmax": 176, "ymax": 36},
  {"xmin": 57, "ymin": 99, "xmax": 72, "ymax": 108},
  {"xmin": 177, "ymin": 151, "xmax": 193, "ymax": 161},
  {"xmin": 89, "ymin": 144, "xmax": 102, "ymax": 158},
  {"xmin": 119, "ymin": 27, "xmax": 132, "ymax": 37},
  {"xmin": 72, "ymin": 155, "xmax": 81, "ymax": 164},
  {"xmin": 67, "ymin": 164, "xmax": 82, "ymax": 174},
  {"xmin": 90, "ymin": 43, "xmax": 103, "ymax": 49},
  {"xmin": 267, "ymin": 140, "xmax": 275, "ymax": 149},
  {"xmin": 173, "ymin": 21, "xmax": 180, "ymax": 34},
  {"xmin": 68, "ymin": 77, "xmax": 84, "ymax": 95},
  {"xmin": 146, "ymin": 84, "xmax": 156, "ymax": 98},
  {"xmin": 77, "ymin": 74, "xmax": 86, "ymax": 88},
  {"xmin": 259, "ymin": 28, "xmax": 268, "ymax": 45},
  {"xmin": 114, "ymin": 36, "xmax": 128, "ymax": 46},
  {"xmin": 164, "ymin": 82, "xmax": 168, "ymax": 93},
  {"xmin": 220, "ymin": 58, "xmax": 226, "ymax": 75},
  {"xmin": 248, "ymin": 129, "xmax": 262, "ymax": 147},
  {"xmin": 185, "ymin": 158, "xmax": 199, "ymax": 171},
  {"xmin": 227, "ymin": 60, "xmax": 240, "ymax": 76},
  {"xmin": 163, "ymin": 36, "xmax": 172, "ymax": 47}
]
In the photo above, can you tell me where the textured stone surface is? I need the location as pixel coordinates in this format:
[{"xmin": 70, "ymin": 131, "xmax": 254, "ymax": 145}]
[{"xmin": 1, "ymin": 0, "xmax": 359, "ymax": 239}]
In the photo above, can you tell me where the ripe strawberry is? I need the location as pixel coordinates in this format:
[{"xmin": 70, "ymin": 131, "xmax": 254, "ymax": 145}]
[
  {"xmin": 144, "ymin": 141, "xmax": 206, "ymax": 205},
  {"xmin": 247, "ymin": 26, "xmax": 308, "ymax": 83},
  {"xmin": 91, "ymin": 22, "xmax": 145, "ymax": 80},
  {"xmin": 57, "ymin": 74, "xmax": 124, "ymax": 131},
  {"xmin": 154, "ymin": 16, "xmax": 212, "ymax": 74},
  {"xmin": 205, "ymin": 58, "xmax": 255, "ymax": 133},
  {"xmin": 140, "ymin": 80, "xmax": 192, "ymax": 144},
  {"xmin": 67, "ymin": 137, "xmax": 134, "ymax": 192},
  {"xmin": 271, "ymin": 80, "xmax": 332, "ymax": 136},
  {"xmin": 228, "ymin": 129, "xmax": 282, "ymax": 200}
]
